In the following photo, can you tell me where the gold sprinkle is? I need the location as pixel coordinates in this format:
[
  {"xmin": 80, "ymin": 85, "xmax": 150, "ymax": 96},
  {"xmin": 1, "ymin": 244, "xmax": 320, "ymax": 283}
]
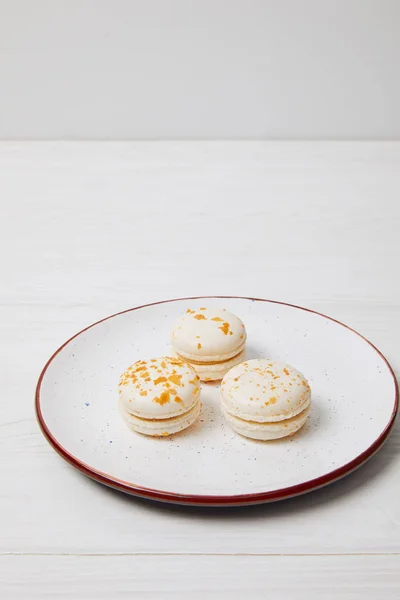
[
  {"xmin": 153, "ymin": 391, "xmax": 170, "ymax": 405},
  {"xmin": 211, "ymin": 317, "xmax": 224, "ymax": 322},
  {"xmin": 139, "ymin": 390, "xmax": 148, "ymax": 396},
  {"xmin": 219, "ymin": 322, "xmax": 230, "ymax": 335},
  {"xmin": 169, "ymin": 358, "xmax": 184, "ymax": 365},
  {"xmin": 169, "ymin": 374, "xmax": 182, "ymax": 386},
  {"xmin": 197, "ymin": 343, "xmax": 202, "ymax": 349},
  {"xmin": 154, "ymin": 376, "xmax": 167, "ymax": 385},
  {"xmin": 194, "ymin": 314, "xmax": 206, "ymax": 320}
]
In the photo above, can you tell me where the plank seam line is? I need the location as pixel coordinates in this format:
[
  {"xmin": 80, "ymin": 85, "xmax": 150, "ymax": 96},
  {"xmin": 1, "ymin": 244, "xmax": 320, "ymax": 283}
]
[{"xmin": 2, "ymin": 552, "xmax": 400, "ymax": 558}]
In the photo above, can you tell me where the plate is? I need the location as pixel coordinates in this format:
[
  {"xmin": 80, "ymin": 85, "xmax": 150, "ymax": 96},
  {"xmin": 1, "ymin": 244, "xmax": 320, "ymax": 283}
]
[{"xmin": 36, "ymin": 296, "xmax": 398, "ymax": 506}]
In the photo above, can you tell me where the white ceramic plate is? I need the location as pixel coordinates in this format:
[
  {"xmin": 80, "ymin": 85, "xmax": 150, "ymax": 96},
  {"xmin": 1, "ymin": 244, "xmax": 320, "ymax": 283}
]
[{"xmin": 36, "ymin": 296, "xmax": 398, "ymax": 506}]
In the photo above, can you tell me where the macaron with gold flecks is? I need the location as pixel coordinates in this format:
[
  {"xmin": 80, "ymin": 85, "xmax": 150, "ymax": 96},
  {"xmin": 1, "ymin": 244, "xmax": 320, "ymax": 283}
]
[
  {"xmin": 118, "ymin": 357, "xmax": 201, "ymax": 436},
  {"xmin": 220, "ymin": 359, "xmax": 311, "ymax": 440},
  {"xmin": 170, "ymin": 307, "xmax": 247, "ymax": 381}
]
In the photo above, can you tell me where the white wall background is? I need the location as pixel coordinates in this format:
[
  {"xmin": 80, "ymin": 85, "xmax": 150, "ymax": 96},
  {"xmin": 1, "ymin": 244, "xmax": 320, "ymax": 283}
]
[{"xmin": 0, "ymin": 0, "xmax": 399, "ymax": 140}]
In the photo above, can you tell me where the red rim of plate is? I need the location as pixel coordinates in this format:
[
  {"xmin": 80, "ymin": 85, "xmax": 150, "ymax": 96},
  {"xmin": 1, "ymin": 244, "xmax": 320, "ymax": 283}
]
[{"xmin": 35, "ymin": 296, "xmax": 399, "ymax": 506}]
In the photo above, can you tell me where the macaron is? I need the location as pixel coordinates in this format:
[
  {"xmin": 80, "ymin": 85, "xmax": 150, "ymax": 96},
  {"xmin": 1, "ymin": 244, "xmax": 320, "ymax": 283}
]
[
  {"xmin": 170, "ymin": 307, "xmax": 246, "ymax": 381},
  {"xmin": 118, "ymin": 357, "xmax": 201, "ymax": 437},
  {"xmin": 221, "ymin": 359, "xmax": 311, "ymax": 440}
]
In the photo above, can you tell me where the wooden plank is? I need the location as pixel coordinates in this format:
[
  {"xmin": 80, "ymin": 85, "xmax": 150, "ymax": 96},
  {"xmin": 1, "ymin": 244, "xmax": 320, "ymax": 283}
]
[
  {"xmin": 1, "ymin": 313, "xmax": 399, "ymax": 555},
  {"xmin": 1, "ymin": 143, "xmax": 399, "ymax": 565},
  {"xmin": 1, "ymin": 555, "xmax": 399, "ymax": 599}
]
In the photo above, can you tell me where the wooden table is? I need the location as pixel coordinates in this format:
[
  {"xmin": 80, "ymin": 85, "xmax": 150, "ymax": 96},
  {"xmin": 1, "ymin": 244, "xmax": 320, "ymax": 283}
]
[{"xmin": 1, "ymin": 142, "xmax": 399, "ymax": 598}]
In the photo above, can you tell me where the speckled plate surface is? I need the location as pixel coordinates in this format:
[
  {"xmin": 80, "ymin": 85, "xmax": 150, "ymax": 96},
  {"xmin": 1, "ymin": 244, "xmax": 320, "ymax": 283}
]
[{"xmin": 36, "ymin": 296, "xmax": 398, "ymax": 506}]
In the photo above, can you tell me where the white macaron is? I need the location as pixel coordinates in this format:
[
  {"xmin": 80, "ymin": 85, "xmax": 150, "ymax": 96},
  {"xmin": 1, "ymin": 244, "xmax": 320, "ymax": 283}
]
[
  {"xmin": 221, "ymin": 359, "xmax": 311, "ymax": 440},
  {"xmin": 171, "ymin": 307, "xmax": 246, "ymax": 381},
  {"xmin": 118, "ymin": 357, "xmax": 201, "ymax": 436}
]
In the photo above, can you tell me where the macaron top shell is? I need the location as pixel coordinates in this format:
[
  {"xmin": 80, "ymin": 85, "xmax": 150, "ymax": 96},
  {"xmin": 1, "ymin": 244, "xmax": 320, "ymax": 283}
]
[
  {"xmin": 221, "ymin": 359, "xmax": 311, "ymax": 423},
  {"xmin": 118, "ymin": 357, "xmax": 200, "ymax": 419},
  {"xmin": 171, "ymin": 307, "xmax": 246, "ymax": 361}
]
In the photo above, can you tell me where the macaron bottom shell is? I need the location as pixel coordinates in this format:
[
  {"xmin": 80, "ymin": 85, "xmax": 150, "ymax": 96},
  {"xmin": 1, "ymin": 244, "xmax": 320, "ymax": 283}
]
[
  {"xmin": 119, "ymin": 398, "xmax": 201, "ymax": 437},
  {"xmin": 222, "ymin": 403, "xmax": 311, "ymax": 441}
]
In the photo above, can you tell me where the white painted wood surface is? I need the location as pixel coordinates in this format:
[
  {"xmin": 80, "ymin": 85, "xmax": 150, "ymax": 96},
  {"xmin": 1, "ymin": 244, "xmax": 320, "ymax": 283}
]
[
  {"xmin": 1, "ymin": 142, "xmax": 399, "ymax": 597},
  {"xmin": 1, "ymin": 556, "xmax": 400, "ymax": 600}
]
